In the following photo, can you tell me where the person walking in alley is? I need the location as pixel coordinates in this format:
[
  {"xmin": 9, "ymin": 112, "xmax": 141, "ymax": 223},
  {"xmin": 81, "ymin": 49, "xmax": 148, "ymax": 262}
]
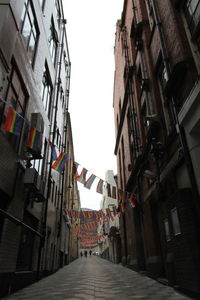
[
  {"xmin": 89, "ymin": 250, "xmax": 92, "ymax": 256},
  {"xmin": 84, "ymin": 250, "xmax": 87, "ymax": 258},
  {"xmin": 80, "ymin": 251, "xmax": 83, "ymax": 258}
]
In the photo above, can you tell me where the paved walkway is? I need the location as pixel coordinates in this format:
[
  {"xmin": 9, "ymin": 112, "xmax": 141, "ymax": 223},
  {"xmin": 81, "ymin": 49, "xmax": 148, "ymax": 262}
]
[{"xmin": 3, "ymin": 256, "xmax": 194, "ymax": 300}]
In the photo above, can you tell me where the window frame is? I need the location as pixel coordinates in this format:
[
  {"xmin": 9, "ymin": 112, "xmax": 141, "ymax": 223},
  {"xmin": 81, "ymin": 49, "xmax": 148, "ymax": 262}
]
[
  {"xmin": 49, "ymin": 17, "xmax": 58, "ymax": 67},
  {"xmin": 171, "ymin": 207, "xmax": 181, "ymax": 236},
  {"xmin": 20, "ymin": 0, "xmax": 40, "ymax": 66},
  {"xmin": 40, "ymin": 64, "xmax": 53, "ymax": 119},
  {"xmin": 183, "ymin": 0, "xmax": 200, "ymax": 40},
  {"xmin": 1, "ymin": 62, "xmax": 28, "ymax": 153}
]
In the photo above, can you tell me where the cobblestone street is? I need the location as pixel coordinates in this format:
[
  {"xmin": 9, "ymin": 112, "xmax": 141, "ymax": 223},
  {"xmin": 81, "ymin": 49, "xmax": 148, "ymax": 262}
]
[{"xmin": 2, "ymin": 256, "xmax": 194, "ymax": 300}]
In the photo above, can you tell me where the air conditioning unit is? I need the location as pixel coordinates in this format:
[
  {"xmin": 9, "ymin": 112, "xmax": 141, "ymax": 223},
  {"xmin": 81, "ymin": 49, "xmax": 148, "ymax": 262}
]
[
  {"xmin": 24, "ymin": 168, "xmax": 39, "ymax": 190},
  {"xmin": 31, "ymin": 113, "xmax": 44, "ymax": 133}
]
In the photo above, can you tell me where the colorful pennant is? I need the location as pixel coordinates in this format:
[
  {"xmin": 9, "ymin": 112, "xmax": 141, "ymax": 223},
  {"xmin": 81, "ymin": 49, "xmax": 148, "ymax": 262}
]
[
  {"xmin": 27, "ymin": 127, "xmax": 42, "ymax": 153},
  {"xmin": 49, "ymin": 141, "xmax": 58, "ymax": 161},
  {"xmin": 96, "ymin": 179, "xmax": 104, "ymax": 194},
  {"xmin": 76, "ymin": 168, "xmax": 88, "ymax": 184},
  {"xmin": 3, "ymin": 107, "xmax": 23, "ymax": 136},
  {"xmin": 84, "ymin": 174, "xmax": 96, "ymax": 189},
  {"xmin": 51, "ymin": 152, "xmax": 68, "ymax": 173}
]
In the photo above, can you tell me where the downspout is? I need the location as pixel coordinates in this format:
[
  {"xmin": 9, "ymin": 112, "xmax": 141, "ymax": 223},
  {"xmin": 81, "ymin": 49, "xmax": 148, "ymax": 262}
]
[{"xmin": 151, "ymin": 0, "xmax": 200, "ymax": 219}]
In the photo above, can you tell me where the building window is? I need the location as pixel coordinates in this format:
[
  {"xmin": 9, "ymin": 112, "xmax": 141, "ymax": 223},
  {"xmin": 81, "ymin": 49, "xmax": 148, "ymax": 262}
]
[
  {"xmin": 32, "ymin": 138, "xmax": 47, "ymax": 177},
  {"xmin": 184, "ymin": 0, "xmax": 200, "ymax": 40},
  {"xmin": 171, "ymin": 208, "xmax": 181, "ymax": 236},
  {"xmin": 54, "ymin": 0, "xmax": 61, "ymax": 23},
  {"xmin": 56, "ymin": 128, "xmax": 61, "ymax": 151},
  {"xmin": 164, "ymin": 218, "xmax": 171, "ymax": 242},
  {"xmin": 145, "ymin": 0, "xmax": 155, "ymax": 30},
  {"xmin": 49, "ymin": 18, "xmax": 58, "ymax": 66},
  {"xmin": 2, "ymin": 64, "xmax": 27, "ymax": 152},
  {"xmin": 40, "ymin": 64, "xmax": 52, "ymax": 118},
  {"xmin": 20, "ymin": 0, "xmax": 39, "ymax": 65},
  {"xmin": 38, "ymin": 0, "xmax": 45, "ymax": 9},
  {"xmin": 157, "ymin": 62, "xmax": 175, "ymax": 134},
  {"xmin": 141, "ymin": 102, "xmax": 150, "ymax": 137},
  {"xmin": 121, "ymin": 137, "xmax": 126, "ymax": 188}
]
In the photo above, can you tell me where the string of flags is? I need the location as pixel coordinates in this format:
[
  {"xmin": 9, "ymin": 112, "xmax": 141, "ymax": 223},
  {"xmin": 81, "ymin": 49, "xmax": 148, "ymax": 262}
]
[
  {"xmin": 66, "ymin": 209, "xmax": 119, "ymax": 232},
  {"xmin": 0, "ymin": 97, "xmax": 138, "ymax": 211}
]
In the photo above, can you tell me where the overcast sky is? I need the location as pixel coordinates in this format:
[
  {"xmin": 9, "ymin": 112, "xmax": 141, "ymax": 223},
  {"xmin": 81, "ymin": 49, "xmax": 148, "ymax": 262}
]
[{"xmin": 63, "ymin": 0, "xmax": 124, "ymax": 210}]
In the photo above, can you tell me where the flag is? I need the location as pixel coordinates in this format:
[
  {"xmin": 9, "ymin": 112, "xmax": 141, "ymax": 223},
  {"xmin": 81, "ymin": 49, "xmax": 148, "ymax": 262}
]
[
  {"xmin": 96, "ymin": 179, "xmax": 104, "ymax": 194},
  {"xmin": 117, "ymin": 189, "xmax": 122, "ymax": 202},
  {"xmin": 88, "ymin": 211, "xmax": 93, "ymax": 218},
  {"xmin": 51, "ymin": 152, "xmax": 67, "ymax": 173},
  {"xmin": 27, "ymin": 127, "xmax": 42, "ymax": 152},
  {"xmin": 49, "ymin": 141, "xmax": 58, "ymax": 161},
  {"xmin": 76, "ymin": 168, "xmax": 88, "ymax": 184},
  {"xmin": 113, "ymin": 206, "xmax": 117, "ymax": 216},
  {"xmin": 3, "ymin": 107, "xmax": 23, "ymax": 136},
  {"xmin": 66, "ymin": 209, "xmax": 71, "ymax": 217},
  {"xmin": 128, "ymin": 193, "xmax": 136, "ymax": 208},
  {"xmin": 101, "ymin": 210, "xmax": 105, "ymax": 218},
  {"xmin": 122, "ymin": 201, "xmax": 125, "ymax": 213},
  {"xmin": 84, "ymin": 174, "xmax": 96, "ymax": 189},
  {"xmin": 94, "ymin": 210, "xmax": 99, "ymax": 219},
  {"xmin": 73, "ymin": 162, "xmax": 79, "ymax": 178},
  {"xmin": 107, "ymin": 208, "xmax": 112, "ymax": 218}
]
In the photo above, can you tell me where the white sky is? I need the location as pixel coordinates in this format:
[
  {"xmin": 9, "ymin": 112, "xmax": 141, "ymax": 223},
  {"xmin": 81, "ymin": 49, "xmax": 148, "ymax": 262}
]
[{"xmin": 63, "ymin": 0, "xmax": 124, "ymax": 210}]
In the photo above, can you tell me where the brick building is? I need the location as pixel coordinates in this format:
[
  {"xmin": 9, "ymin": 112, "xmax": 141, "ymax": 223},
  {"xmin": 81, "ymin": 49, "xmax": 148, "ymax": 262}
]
[
  {"xmin": 113, "ymin": 0, "xmax": 200, "ymax": 296},
  {"xmin": 0, "ymin": 0, "xmax": 79, "ymax": 297}
]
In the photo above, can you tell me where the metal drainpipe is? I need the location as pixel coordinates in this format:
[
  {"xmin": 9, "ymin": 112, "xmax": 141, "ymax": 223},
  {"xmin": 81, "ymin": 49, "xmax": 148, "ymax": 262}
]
[
  {"xmin": 58, "ymin": 97, "xmax": 69, "ymax": 265},
  {"xmin": 37, "ymin": 19, "xmax": 66, "ymax": 279},
  {"xmin": 151, "ymin": 0, "xmax": 200, "ymax": 219}
]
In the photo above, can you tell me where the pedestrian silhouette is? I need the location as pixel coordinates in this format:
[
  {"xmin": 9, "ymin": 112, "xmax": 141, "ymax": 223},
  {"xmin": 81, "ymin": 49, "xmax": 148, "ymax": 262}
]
[
  {"xmin": 80, "ymin": 251, "xmax": 83, "ymax": 258},
  {"xmin": 84, "ymin": 250, "xmax": 87, "ymax": 258},
  {"xmin": 89, "ymin": 250, "xmax": 92, "ymax": 256}
]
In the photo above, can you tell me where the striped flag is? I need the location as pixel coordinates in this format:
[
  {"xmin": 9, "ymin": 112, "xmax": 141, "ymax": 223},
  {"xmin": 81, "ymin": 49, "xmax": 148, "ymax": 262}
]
[
  {"xmin": 83, "ymin": 211, "xmax": 88, "ymax": 218},
  {"xmin": 117, "ymin": 189, "xmax": 123, "ymax": 203},
  {"xmin": 101, "ymin": 210, "xmax": 105, "ymax": 218},
  {"xmin": 3, "ymin": 107, "xmax": 23, "ymax": 136},
  {"xmin": 49, "ymin": 141, "xmax": 58, "ymax": 161},
  {"xmin": 76, "ymin": 168, "xmax": 88, "ymax": 184},
  {"xmin": 113, "ymin": 206, "xmax": 117, "ymax": 216},
  {"xmin": 51, "ymin": 152, "xmax": 68, "ymax": 173},
  {"xmin": 107, "ymin": 208, "xmax": 112, "ymax": 218},
  {"xmin": 88, "ymin": 211, "xmax": 93, "ymax": 218},
  {"xmin": 26, "ymin": 127, "xmax": 42, "ymax": 153},
  {"xmin": 73, "ymin": 162, "xmax": 79, "ymax": 178},
  {"xmin": 128, "ymin": 193, "xmax": 136, "ymax": 208},
  {"xmin": 84, "ymin": 174, "xmax": 96, "ymax": 189},
  {"xmin": 96, "ymin": 179, "xmax": 104, "ymax": 194},
  {"xmin": 94, "ymin": 210, "xmax": 99, "ymax": 219}
]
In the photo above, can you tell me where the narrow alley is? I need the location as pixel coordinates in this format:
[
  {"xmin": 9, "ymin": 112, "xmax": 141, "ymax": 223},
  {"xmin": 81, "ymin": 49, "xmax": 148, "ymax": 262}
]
[{"xmin": 2, "ymin": 256, "xmax": 194, "ymax": 300}]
